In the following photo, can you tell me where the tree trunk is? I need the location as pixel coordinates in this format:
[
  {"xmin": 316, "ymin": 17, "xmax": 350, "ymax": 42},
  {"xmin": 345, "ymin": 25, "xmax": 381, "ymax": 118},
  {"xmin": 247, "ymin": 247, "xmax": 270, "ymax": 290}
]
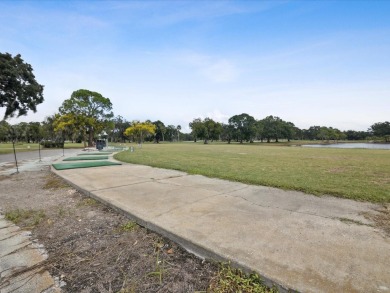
[
  {"xmin": 82, "ymin": 130, "xmax": 87, "ymax": 148},
  {"xmin": 88, "ymin": 128, "xmax": 94, "ymax": 147}
]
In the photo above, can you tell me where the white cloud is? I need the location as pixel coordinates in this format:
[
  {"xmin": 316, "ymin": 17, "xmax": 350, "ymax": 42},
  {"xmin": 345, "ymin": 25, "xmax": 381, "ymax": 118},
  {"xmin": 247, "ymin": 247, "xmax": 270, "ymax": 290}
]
[
  {"xmin": 204, "ymin": 110, "xmax": 230, "ymax": 124},
  {"xmin": 107, "ymin": 1, "xmax": 276, "ymax": 27},
  {"xmin": 178, "ymin": 52, "xmax": 239, "ymax": 83},
  {"xmin": 202, "ymin": 60, "xmax": 239, "ymax": 83}
]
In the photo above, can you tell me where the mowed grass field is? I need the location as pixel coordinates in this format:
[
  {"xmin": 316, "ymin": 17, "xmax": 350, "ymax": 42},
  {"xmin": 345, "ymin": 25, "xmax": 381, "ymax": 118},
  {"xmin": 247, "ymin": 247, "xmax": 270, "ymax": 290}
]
[
  {"xmin": 115, "ymin": 143, "xmax": 390, "ymax": 203},
  {"xmin": 0, "ymin": 142, "xmax": 84, "ymax": 154}
]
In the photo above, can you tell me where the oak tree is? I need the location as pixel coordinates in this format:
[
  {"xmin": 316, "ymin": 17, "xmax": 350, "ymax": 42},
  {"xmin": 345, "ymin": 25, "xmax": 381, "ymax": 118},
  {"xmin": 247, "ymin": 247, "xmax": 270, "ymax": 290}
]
[
  {"xmin": 59, "ymin": 89, "xmax": 113, "ymax": 147},
  {"xmin": 0, "ymin": 52, "xmax": 44, "ymax": 119}
]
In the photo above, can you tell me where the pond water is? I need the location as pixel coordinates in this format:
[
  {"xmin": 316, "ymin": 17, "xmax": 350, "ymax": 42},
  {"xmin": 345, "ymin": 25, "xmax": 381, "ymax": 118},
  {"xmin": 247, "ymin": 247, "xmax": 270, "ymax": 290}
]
[{"xmin": 302, "ymin": 143, "xmax": 390, "ymax": 150}]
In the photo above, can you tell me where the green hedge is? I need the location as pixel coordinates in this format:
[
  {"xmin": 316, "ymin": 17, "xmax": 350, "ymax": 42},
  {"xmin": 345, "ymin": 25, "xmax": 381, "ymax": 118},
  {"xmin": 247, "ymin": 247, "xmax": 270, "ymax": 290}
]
[{"xmin": 40, "ymin": 141, "xmax": 64, "ymax": 148}]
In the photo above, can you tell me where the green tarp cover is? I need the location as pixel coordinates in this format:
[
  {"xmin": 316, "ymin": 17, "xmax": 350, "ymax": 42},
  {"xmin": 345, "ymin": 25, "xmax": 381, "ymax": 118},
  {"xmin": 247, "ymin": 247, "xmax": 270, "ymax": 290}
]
[
  {"xmin": 52, "ymin": 161, "xmax": 121, "ymax": 170},
  {"xmin": 63, "ymin": 156, "xmax": 109, "ymax": 161}
]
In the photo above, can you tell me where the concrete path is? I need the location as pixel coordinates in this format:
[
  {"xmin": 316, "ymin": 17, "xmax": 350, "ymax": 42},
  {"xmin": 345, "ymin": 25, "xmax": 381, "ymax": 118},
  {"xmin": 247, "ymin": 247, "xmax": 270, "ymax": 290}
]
[
  {"xmin": 0, "ymin": 216, "xmax": 60, "ymax": 293},
  {"xmin": 52, "ymin": 159, "xmax": 390, "ymax": 293},
  {"xmin": 0, "ymin": 149, "xmax": 81, "ymax": 164},
  {"xmin": 0, "ymin": 149, "xmax": 80, "ymax": 175}
]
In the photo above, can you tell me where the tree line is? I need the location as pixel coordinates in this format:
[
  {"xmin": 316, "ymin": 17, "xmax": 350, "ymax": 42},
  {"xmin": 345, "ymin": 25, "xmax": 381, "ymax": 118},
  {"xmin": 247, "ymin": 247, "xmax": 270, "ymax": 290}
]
[
  {"xmin": 1, "ymin": 112, "xmax": 389, "ymax": 145},
  {"xmin": 188, "ymin": 115, "xmax": 390, "ymax": 144},
  {"xmin": 1, "ymin": 52, "xmax": 389, "ymax": 145}
]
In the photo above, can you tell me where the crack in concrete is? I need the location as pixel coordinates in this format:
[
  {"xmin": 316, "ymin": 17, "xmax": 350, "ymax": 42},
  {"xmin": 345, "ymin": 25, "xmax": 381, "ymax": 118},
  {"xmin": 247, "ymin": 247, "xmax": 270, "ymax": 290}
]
[
  {"xmin": 0, "ymin": 265, "xmax": 27, "ymax": 277},
  {"xmin": 0, "ymin": 224, "xmax": 16, "ymax": 230},
  {"xmin": 90, "ymin": 179, "xmax": 154, "ymax": 192},
  {"xmin": 90, "ymin": 175, "xmax": 189, "ymax": 193},
  {"xmin": 0, "ymin": 241, "xmax": 31, "ymax": 258},
  {"xmin": 0, "ymin": 267, "xmax": 45, "ymax": 293},
  {"xmin": 0, "ymin": 231, "xmax": 22, "ymax": 241},
  {"xmin": 152, "ymin": 185, "xmax": 251, "ymax": 218},
  {"xmin": 153, "ymin": 192, "xmax": 220, "ymax": 218},
  {"xmin": 163, "ymin": 174, "xmax": 188, "ymax": 179},
  {"xmin": 90, "ymin": 173, "xmax": 367, "ymax": 224},
  {"xmin": 151, "ymin": 176, "xmax": 370, "ymax": 223},
  {"xmin": 223, "ymin": 191, "xmax": 354, "ymax": 222}
]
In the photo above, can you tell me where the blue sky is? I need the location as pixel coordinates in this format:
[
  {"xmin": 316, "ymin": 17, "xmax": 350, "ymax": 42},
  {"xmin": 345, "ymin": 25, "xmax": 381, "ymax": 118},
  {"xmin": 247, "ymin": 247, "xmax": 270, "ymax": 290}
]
[{"xmin": 1, "ymin": 0, "xmax": 389, "ymax": 132}]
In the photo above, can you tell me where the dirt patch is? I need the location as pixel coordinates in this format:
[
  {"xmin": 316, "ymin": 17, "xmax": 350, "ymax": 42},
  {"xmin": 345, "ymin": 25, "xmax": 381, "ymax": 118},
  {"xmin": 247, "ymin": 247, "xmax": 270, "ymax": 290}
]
[
  {"xmin": 0, "ymin": 169, "xmax": 217, "ymax": 292},
  {"xmin": 365, "ymin": 204, "xmax": 390, "ymax": 236}
]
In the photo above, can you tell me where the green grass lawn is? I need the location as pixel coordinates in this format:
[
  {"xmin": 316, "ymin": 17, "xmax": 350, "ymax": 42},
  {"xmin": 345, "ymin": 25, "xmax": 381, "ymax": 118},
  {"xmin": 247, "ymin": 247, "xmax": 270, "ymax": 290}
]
[
  {"xmin": 0, "ymin": 142, "xmax": 84, "ymax": 154},
  {"xmin": 0, "ymin": 142, "xmax": 39, "ymax": 154},
  {"xmin": 114, "ymin": 142, "xmax": 390, "ymax": 203}
]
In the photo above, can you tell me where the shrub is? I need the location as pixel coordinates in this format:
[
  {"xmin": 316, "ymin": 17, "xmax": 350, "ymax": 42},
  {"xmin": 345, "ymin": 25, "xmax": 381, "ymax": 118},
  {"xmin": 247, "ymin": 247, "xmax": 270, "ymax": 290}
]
[{"xmin": 40, "ymin": 140, "xmax": 64, "ymax": 148}]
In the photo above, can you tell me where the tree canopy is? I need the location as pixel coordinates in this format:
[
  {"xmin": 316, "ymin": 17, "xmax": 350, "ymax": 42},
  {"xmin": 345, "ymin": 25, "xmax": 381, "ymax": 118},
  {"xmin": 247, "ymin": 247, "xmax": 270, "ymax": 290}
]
[
  {"xmin": 370, "ymin": 121, "xmax": 390, "ymax": 142},
  {"xmin": 189, "ymin": 118, "xmax": 204, "ymax": 142},
  {"xmin": 259, "ymin": 115, "xmax": 298, "ymax": 142},
  {"xmin": 111, "ymin": 115, "xmax": 130, "ymax": 143},
  {"xmin": 0, "ymin": 52, "xmax": 44, "ymax": 119},
  {"xmin": 58, "ymin": 89, "xmax": 113, "ymax": 147},
  {"xmin": 153, "ymin": 120, "xmax": 166, "ymax": 143},
  {"xmin": 124, "ymin": 121, "xmax": 156, "ymax": 144},
  {"xmin": 0, "ymin": 120, "xmax": 10, "ymax": 142},
  {"xmin": 228, "ymin": 113, "xmax": 257, "ymax": 143},
  {"xmin": 189, "ymin": 117, "xmax": 222, "ymax": 143}
]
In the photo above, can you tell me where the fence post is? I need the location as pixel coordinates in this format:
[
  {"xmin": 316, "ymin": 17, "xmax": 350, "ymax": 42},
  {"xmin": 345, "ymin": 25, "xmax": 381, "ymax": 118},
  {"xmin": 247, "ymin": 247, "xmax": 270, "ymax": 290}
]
[{"xmin": 12, "ymin": 139, "xmax": 19, "ymax": 173}]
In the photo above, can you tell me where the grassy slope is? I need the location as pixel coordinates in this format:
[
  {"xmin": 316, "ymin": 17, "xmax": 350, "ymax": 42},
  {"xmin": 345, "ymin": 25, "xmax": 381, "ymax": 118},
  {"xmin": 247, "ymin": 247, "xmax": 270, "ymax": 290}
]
[{"xmin": 115, "ymin": 142, "xmax": 390, "ymax": 203}]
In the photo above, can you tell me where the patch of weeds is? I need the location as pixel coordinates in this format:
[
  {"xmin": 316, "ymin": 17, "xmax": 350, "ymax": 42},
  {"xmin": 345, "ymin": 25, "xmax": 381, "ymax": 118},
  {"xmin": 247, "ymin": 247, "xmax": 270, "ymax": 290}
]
[
  {"xmin": 77, "ymin": 198, "xmax": 98, "ymax": 207},
  {"xmin": 32, "ymin": 210, "xmax": 46, "ymax": 225},
  {"xmin": 5, "ymin": 209, "xmax": 46, "ymax": 227},
  {"xmin": 147, "ymin": 249, "xmax": 168, "ymax": 284},
  {"xmin": 44, "ymin": 174, "xmax": 69, "ymax": 189},
  {"xmin": 119, "ymin": 221, "xmax": 138, "ymax": 232},
  {"xmin": 58, "ymin": 207, "xmax": 66, "ymax": 217},
  {"xmin": 208, "ymin": 263, "xmax": 278, "ymax": 293}
]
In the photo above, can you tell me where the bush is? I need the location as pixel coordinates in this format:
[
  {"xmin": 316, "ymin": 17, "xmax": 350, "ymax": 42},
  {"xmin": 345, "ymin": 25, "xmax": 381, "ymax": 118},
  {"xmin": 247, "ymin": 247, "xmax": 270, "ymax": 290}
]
[{"xmin": 40, "ymin": 140, "xmax": 64, "ymax": 148}]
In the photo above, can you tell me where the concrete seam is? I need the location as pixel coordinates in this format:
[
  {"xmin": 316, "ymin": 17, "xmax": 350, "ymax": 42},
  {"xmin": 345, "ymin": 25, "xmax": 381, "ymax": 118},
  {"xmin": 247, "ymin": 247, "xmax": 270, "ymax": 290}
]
[
  {"xmin": 0, "ymin": 225, "xmax": 17, "ymax": 230},
  {"xmin": 1, "ymin": 241, "xmax": 31, "ymax": 258},
  {"xmin": 89, "ymin": 179, "xmax": 154, "ymax": 192},
  {"xmin": 0, "ymin": 231, "xmax": 24, "ymax": 242},
  {"xmin": 150, "ymin": 168, "xmax": 371, "ymax": 221},
  {"xmin": 222, "ymin": 191, "xmax": 340, "ymax": 221},
  {"xmin": 154, "ymin": 184, "xmax": 251, "ymax": 217}
]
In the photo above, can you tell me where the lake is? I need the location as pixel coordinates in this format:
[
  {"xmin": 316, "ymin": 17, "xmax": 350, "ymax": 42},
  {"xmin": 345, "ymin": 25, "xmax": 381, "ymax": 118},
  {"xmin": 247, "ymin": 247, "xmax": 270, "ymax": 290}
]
[{"xmin": 302, "ymin": 143, "xmax": 390, "ymax": 150}]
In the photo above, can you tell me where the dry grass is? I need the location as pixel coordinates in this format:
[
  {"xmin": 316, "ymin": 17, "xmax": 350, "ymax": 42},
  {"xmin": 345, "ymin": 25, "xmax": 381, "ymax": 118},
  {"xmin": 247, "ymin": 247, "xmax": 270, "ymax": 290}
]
[{"xmin": 43, "ymin": 174, "xmax": 70, "ymax": 189}]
